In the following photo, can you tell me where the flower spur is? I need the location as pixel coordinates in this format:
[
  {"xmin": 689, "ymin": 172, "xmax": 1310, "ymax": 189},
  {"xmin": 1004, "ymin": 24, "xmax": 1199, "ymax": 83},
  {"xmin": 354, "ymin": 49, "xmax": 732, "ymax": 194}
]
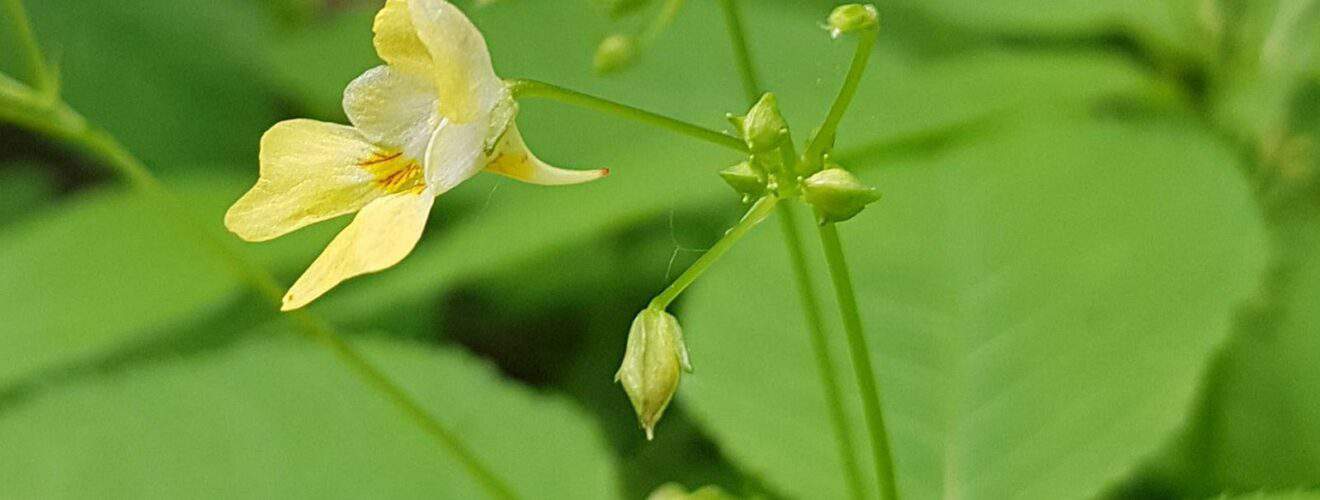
[{"xmin": 225, "ymin": 0, "xmax": 607, "ymax": 311}]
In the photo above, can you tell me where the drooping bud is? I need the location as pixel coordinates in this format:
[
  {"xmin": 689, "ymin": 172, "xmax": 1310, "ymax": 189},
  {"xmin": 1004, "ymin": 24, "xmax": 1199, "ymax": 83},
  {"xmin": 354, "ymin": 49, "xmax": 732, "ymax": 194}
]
[
  {"xmin": 802, "ymin": 167, "xmax": 881, "ymax": 223},
  {"xmin": 647, "ymin": 483, "xmax": 735, "ymax": 500},
  {"xmin": 827, "ymin": 4, "xmax": 879, "ymax": 38},
  {"xmin": 594, "ymin": 34, "xmax": 639, "ymax": 74},
  {"xmin": 737, "ymin": 93, "xmax": 788, "ymax": 153},
  {"xmin": 616, "ymin": 307, "xmax": 691, "ymax": 440},
  {"xmin": 718, "ymin": 161, "xmax": 765, "ymax": 198}
]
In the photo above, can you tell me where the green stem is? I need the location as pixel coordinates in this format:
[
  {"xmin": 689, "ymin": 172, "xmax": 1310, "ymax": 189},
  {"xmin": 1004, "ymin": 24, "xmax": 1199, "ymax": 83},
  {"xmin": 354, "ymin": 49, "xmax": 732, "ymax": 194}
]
[
  {"xmin": 716, "ymin": 0, "xmax": 760, "ymax": 104},
  {"xmin": 650, "ymin": 195, "xmax": 778, "ymax": 309},
  {"xmin": 776, "ymin": 204, "xmax": 867, "ymax": 500},
  {"xmin": 506, "ymin": 78, "xmax": 746, "ymax": 153},
  {"xmin": 0, "ymin": 88, "xmax": 519, "ymax": 500},
  {"xmin": 714, "ymin": 3, "xmax": 865, "ymax": 497},
  {"xmin": 804, "ymin": 28, "xmax": 878, "ymax": 170},
  {"xmin": 2, "ymin": 0, "xmax": 54, "ymax": 94},
  {"xmin": 817, "ymin": 222, "xmax": 898, "ymax": 500}
]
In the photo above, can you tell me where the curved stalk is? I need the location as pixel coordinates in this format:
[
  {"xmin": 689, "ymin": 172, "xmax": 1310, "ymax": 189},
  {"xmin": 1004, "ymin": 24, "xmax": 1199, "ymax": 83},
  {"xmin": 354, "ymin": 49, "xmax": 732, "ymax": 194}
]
[
  {"xmin": 506, "ymin": 78, "xmax": 746, "ymax": 153},
  {"xmin": 804, "ymin": 28, "xmax": 878, "ymax": 170}
]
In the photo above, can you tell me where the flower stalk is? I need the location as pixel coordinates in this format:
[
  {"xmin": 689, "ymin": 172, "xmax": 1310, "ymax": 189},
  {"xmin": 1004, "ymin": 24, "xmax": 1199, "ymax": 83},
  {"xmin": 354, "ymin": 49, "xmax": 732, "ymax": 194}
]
[
  {"xmin": 804, "ymin": 8, "xmax": 879, "ymax": 172},
  {"xmin": 506, "ymin": 78, "xmax": 746, "ymax": 153},
  {"xmin": 649, "ymin": 195, "xmax": 778, "ymax": 310}
]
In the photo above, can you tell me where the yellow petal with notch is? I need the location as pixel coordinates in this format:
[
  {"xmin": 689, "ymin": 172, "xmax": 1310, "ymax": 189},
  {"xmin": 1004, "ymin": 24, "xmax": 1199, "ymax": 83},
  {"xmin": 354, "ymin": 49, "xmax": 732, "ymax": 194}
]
[
  {"xmin": 226, "ymin": 119, "xmax": 391, "ymax": 242},
  {"xmin": 281, "ymin": 193, "xmax": 435, "ymax": 311},
  {"xmin": 485, "ymin": 125, "xmax": 609, "ymax": 185}
]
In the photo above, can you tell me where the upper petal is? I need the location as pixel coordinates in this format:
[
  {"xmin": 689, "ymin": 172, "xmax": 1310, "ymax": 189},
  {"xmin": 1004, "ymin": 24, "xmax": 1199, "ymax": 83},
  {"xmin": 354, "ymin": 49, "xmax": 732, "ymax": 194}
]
[
  {"xmin": 372, "ymin": 0, "xmax": 434, "ymax": 79},
  {"xmin": 225, "ymin": 119, "xmax": 387, "ymax": 242},
  {"xmin": 281, "ymin": 192, "xmax": 435, "ymax": 311},
  {"xmin": 343, "ymin": 65, "xmax": 440, "ymax": 163},
  {"xmin": 485, "ymin": 125, "xmax": 609, "ymax": 185},
  {"xmin": 407, "ymin": 0, "xmax": 505, "ymax": 123}
]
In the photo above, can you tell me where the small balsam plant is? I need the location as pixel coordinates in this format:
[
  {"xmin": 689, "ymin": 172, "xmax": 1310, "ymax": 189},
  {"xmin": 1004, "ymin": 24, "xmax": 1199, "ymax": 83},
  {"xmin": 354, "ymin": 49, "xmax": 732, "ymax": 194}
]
[{"xmin": 216, "ymin": 0, "xmax": 893, "ymax": 497}]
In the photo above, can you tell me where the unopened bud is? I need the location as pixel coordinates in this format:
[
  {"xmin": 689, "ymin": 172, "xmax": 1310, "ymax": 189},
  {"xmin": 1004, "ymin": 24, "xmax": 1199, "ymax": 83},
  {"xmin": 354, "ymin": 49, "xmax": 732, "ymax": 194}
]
[
  {"xmin": 802, "ymin": 167, "xmax": 880, "ymax": 223},
  {"xmin": 647, "ymin": 483, "xmax": 735, "ymax": 500},
  {"xmin": 594, "ymin": 34, "xmax": 638, "ymax": 74},
  {"xmin": 719, "ymin": 161, "xmax": 765, "ymax": 198},
  {"xmin": 827, "ymin": 4, "xmax": 879, "ymax": 38},
  {"xmin": 616, "ymin": 308, "xmax": 691, "ymax": 440},
  {"xmin": 737, "ymin": 93, "xmax": 788, "ymax": 153}
]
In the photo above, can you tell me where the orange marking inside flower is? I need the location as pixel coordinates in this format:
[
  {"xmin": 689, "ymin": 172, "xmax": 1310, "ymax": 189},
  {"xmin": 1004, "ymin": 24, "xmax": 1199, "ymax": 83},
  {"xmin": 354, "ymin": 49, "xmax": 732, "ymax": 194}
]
[{"xmin": 358, "ymin": 149, "xmax": 424, "ymax": 194}]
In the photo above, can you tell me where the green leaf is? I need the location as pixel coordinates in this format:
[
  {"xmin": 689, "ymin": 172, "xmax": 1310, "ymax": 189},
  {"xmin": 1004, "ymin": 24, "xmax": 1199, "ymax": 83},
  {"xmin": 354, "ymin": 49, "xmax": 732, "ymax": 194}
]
[
  {"xmin": 0, "ymin": 333, "xmax": 618, "ymax": 498},
  {"xmin": 1193, "ymin": 213, "xmax": 1320, "ymax": 490},
  {"xmin": 0, "ymin": 160, "xmax": 57, "ymax": 227},
  {"xmin": 681, "ymin": 118, "xmax": 1268, "ymax": 500},
  {"xmin": 888, "ymin": 0, "xmax": 1207, "ymax": 59},
  {"xmin": 6, "ymin": 0, "xmax": 277, "ymax": 169},
  {"xmin": 1215, "ymin": 492, "xmax": 1320, "ymax": 500},
  {"xmin": 0, "ymin": 172, "xmax": 337, "ymax": 389}
]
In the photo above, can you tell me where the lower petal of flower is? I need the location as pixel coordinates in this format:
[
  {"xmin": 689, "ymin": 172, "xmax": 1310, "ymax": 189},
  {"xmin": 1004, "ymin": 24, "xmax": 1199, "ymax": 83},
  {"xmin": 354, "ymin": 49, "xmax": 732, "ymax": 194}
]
[
  {"xmin": 225, "ymin": 119, "xmax": 429, "ymax": 242},
  {"xmin": 281, "ymin": 192, "xmax": 435, "ymax": 311}
]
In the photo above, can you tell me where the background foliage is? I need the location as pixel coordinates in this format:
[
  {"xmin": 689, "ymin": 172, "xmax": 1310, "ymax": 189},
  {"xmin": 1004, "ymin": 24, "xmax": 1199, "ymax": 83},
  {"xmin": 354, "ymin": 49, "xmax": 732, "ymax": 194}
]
[{"xmin": 0, "ymin": 0, "xmax": 1318, "ymax": 498}]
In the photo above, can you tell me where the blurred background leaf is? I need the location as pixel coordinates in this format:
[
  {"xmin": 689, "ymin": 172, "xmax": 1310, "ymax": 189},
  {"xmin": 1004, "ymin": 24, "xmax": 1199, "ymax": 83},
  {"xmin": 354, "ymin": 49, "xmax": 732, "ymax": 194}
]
[
  {"xmin": 0, "ymin": 0, "xmax": 278, "ymax": 170},
  {"xmin": 0, "ymin": 334, "xmax": 618, "ymax": 498},
  {"xmin": 683, "ymin": 118, "xmax": 1268, "ymax": 500}
]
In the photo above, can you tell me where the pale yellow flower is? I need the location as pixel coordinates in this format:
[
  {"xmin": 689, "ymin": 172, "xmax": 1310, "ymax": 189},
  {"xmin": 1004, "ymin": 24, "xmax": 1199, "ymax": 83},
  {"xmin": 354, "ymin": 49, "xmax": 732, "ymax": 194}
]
[{"xmin": 226, "ymin": 0, "xmax": 606, "ymax": 311}]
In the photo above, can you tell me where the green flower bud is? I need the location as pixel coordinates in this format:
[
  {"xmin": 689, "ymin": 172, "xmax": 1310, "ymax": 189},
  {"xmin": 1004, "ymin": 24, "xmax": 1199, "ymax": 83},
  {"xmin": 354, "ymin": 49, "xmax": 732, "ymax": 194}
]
[
  {"xmin": 802, "ymin": 167, "xmax": 881, "ymax": 223},
  {"xmin": 615, "ymin": 307, "xmax": 691, "ymax": 440},
  {"xmin": 594, "ymin": 34, "xmax": 638, "ymax": 74},
  {"xmin": 718, "ymin": 161, "xmax": 765, "ymax": 198},
  {"xmin": 827, "ymin": 4, "xmax": 879, "ymax": 38},
  {"xmin": 738, "ymin": 93, "xmax": 788, "ymax": 153},
  {"xmin": 647, "ymin": 483, "xmax": 736, "ymax": 500}
]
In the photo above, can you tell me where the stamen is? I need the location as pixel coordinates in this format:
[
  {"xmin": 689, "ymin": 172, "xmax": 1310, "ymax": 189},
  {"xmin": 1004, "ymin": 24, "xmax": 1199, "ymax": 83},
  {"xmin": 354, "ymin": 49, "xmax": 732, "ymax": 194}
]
[{"xmin": 357, "ymin": 148, "xmax": 425, "ymax": 194}]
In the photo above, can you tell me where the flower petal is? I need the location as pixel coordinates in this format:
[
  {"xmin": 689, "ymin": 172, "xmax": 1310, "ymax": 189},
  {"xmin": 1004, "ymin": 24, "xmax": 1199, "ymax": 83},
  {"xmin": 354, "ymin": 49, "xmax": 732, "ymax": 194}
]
[
  {"xmin": 372, "ymin": 0, "xmax": 433, "ymax": 79},
  {"xmin": 343, "ymin": 65, "xmax": 440, "ymax": 163},
  {"xmin": 281, "ymin": 193, "xmax": 435, "ymax": 311},
  {"xmin": 485, "ymin": 125, "xmax": 609, "ymax": 185},
  {"xmin": 408, "ymin": 0, "xmax": 505, "ymax": 123},
  {"xmin": 226, "ymin": 119, "xmax": 388, "ymax": 242},
  {"xmin": 423, "ymin": 118, "xmax": 488, "ymax": 194}
]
